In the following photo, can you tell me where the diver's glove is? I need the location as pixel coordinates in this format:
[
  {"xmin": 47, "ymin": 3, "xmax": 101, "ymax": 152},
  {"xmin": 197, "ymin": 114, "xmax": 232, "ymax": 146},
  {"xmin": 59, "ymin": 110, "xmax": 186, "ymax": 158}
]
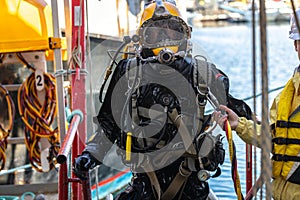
[{"xmin": 73, "ymin": 151, "xmax": 101, "ymax": 180}]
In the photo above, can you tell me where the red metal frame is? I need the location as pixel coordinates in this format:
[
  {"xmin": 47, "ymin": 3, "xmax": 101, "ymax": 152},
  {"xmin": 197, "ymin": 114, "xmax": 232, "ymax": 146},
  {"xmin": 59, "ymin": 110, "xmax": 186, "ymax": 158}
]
[
  {"xmin": 245, "ymin": 173, "xmax": 264, "ymax": 200},
  {"xmin": 58, "ymin": 114, "xmax": 91, "ymax": 200},
  {"xmin": 246, "ymin": 144, "xmax": 252, "ymax": 193},
  {"xmin": 58, "ymin": 0, "xmax": 87, "ymax": 199},
  {"xmin": 70, "ymin": 0, "xmax": 86, "ymax": 199}
]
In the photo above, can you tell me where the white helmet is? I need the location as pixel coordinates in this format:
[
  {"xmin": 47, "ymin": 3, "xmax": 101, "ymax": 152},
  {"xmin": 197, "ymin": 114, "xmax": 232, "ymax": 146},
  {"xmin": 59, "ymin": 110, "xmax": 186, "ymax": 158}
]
[{"xmin": 289, "ymin": 9, "xmax": 300, "ymax": 40}]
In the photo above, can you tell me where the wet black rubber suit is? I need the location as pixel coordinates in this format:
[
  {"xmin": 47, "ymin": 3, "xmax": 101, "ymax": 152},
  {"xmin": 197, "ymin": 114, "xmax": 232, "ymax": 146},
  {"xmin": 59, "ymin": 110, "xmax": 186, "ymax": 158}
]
[{"xmin": 74, "ymin": 55, "xmax": 252, "ymax": 200}]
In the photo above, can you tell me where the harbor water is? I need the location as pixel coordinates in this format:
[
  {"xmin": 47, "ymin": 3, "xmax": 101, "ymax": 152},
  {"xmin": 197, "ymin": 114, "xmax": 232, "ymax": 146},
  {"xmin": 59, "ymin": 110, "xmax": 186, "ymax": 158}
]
[{"xmin": 193, "ymin": 21, "xmax": 299, "ymax": 199}]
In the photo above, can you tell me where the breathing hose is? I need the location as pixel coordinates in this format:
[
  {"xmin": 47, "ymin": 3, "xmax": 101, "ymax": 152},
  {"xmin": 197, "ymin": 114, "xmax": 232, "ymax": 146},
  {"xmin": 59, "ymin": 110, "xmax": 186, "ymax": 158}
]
[
  {"xmin": 99, "ymin": 36, "xmax": 132, "ymax": 103},
  {"xmin": 0, "ymin": 84, "xmax": 15, "ymax": 171},
  {"xmin": 224, "ymin": 119, "xmax": 244, "ymax": 200}
]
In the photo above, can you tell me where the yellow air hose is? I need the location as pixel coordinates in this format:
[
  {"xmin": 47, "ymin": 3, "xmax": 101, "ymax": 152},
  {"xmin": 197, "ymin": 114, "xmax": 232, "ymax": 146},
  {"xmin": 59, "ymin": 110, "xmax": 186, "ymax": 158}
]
[
  {"xmin": 224, "ymin": 119, "xmax": 244, "ymax": 200},
  {"xmin": 0, "ymin": 84, "xmax": 15, "ymax": 171}
]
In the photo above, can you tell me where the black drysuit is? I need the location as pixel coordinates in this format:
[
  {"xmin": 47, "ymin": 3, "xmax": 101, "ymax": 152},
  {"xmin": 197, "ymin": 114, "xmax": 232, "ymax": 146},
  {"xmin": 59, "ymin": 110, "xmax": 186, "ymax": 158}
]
[{"xmin": 84, "ymin": 56, "xmax": 252, "ymax": 200}]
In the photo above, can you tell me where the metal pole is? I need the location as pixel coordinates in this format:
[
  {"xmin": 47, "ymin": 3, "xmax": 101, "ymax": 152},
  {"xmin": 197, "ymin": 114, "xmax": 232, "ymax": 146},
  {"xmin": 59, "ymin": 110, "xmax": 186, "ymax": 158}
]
[
  {"xmin": 50, "ymin": 0, "xmax": 68, "ymax": 199},
  {"xmin": 71, "ymin": 0, "xmax": 87, "ymax": 199},
  {"xmin": 259, "ymin": 0, "xmax": 272, "ymax": 199},
  {"xmin": 57, "ymin": 113, "xmax": 83, "ymax": 164},
  {"xmin": 247, "ymin": 0, "xmax": 256, "ymax": 196},
  {"xmin": 64, "ymin": 0, "xmax": 72, "ymax": 60},
  {"xmin": 51, "ymin": 0, "xmax": 67, "ymax": 143},
  {"xmin": 59, "ymin": 162, "xmax": 69, "ymax": 200}
]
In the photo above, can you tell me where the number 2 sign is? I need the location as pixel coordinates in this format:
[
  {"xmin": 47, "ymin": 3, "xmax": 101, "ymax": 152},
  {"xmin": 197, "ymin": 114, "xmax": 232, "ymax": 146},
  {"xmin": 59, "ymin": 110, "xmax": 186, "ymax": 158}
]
[{"xmin": 35, "ymin": 69, "xmax": 44, "ymax": 91}]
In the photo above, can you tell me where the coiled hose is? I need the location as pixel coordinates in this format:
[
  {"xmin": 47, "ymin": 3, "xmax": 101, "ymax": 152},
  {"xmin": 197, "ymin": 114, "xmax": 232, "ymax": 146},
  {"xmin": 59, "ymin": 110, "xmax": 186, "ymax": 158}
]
[
  {"xmin": 0, "ymin": 84, "xmax": 15, "ymax": 171},
  {"xmin": 18, "ymin": 72, "xmax": 59, "ymax": 172}
]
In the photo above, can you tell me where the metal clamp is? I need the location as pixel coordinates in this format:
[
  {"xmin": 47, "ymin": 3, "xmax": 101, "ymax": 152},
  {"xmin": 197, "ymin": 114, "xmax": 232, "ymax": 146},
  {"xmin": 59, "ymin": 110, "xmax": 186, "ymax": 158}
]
[{"xmin": 49, "ymin": 37, "xmax": 62, "ymax": 49}]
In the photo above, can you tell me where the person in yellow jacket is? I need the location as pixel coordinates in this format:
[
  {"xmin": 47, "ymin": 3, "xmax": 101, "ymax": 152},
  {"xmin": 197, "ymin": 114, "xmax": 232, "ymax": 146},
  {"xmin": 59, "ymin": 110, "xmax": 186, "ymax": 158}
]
[{"xmin": 214, "ymin": 9, "xmax": 300, "ymax": 200}]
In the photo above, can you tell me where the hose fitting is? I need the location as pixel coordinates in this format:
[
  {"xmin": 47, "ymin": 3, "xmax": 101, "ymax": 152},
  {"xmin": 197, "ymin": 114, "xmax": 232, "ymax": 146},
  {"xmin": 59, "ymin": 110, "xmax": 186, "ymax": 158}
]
[{"xmin": 158, "ymin": 49, "xmax": 175, "ymax": 64}]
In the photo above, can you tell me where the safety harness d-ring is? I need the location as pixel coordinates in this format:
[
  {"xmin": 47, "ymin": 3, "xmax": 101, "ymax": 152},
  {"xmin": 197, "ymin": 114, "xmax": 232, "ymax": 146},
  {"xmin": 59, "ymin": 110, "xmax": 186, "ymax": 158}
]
[{"xmin": 179, "ymin": 160, "xmax": 192, "ymax": 177}]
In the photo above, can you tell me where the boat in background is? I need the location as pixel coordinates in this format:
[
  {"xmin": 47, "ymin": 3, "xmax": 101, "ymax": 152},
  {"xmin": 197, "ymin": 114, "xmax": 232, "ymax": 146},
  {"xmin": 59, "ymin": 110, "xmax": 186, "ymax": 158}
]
[{"xmin": 219, "ymin": 0, "xmax": 292, "ymax": 22}]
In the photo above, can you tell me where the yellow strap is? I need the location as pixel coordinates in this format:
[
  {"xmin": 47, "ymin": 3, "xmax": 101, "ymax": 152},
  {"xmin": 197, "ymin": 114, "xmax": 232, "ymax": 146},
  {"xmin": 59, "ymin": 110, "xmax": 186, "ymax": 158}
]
[{"xmin": 126, "ymin": 132, "xmax": 132, "ymax": 161}]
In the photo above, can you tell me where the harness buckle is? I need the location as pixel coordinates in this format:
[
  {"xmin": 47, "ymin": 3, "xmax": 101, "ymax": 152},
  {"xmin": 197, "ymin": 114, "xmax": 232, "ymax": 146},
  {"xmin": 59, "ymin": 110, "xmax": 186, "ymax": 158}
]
[{"xmin": 179, "ymin": 161, "xmax": 192, "ymax": 177}]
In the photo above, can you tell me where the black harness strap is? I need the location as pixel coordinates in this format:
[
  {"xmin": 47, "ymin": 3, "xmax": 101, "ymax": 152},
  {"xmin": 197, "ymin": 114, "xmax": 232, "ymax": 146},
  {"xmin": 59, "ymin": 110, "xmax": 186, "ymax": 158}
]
[
  {"xmin": 272, "ymin": 154, "xmax": 300, "ymax": 162},
  {"xmin": 276, "ymin": 120, "xmax": 300, "ymax": 128},
  {"xmin": 161, "ymin": 158, "xmax": 192, "ymax": 200},
  {"xmin": 272, "ymin": 137, "xmax": 300, "ymax": 145}
]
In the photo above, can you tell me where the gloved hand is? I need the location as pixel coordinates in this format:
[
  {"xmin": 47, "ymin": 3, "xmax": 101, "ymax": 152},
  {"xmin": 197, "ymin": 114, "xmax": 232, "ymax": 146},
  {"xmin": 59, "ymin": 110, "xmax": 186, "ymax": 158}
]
[{"xmin": 73, "ymin": 152, "xmax": 100, "ymax": 180}]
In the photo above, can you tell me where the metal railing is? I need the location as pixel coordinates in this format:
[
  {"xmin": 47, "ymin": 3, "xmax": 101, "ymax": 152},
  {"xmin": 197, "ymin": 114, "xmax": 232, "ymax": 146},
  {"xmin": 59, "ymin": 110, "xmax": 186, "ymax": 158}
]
[{"xmin": 57, "ymin": 110, "xmax": 91, "ymax": 200}]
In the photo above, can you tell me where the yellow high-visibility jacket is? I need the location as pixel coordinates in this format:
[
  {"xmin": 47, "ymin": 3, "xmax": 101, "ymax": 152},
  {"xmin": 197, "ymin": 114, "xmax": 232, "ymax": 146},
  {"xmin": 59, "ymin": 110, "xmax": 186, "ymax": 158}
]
[{"xmin": 235, "ymin": 68, "xmax": 300, "ymax": 184}]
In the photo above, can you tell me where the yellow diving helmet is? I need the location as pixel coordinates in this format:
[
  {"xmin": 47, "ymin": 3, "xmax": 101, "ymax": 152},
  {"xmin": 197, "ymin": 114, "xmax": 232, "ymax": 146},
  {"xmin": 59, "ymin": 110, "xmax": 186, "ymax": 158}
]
[{"xmin": 138, "ymin": 0, "xmax": 191, "ymax": 57}]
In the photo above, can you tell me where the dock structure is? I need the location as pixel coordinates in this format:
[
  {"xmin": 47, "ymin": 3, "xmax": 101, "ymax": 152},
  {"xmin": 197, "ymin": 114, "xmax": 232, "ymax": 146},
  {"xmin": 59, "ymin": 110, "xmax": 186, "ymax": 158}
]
[{"xmin": 187, "ymin": 0, "xmax": 293, "ymax": 25}]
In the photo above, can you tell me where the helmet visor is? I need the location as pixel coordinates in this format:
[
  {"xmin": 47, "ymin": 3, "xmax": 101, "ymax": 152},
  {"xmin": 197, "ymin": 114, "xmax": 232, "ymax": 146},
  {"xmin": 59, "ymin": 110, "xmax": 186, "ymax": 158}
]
[{"xmin": 139, "ymin": 17, "xmax": 189, "ymax": 48}]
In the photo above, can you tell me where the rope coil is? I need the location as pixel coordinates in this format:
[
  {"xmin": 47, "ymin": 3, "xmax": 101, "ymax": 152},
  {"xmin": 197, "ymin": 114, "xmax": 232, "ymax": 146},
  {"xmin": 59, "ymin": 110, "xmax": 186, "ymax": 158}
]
[
  {"xmin": 18, "ymin": 72, "xmax": 60, "ymax": 172},
  {"xmin": 0, "ymin": 84, "xmax": 15, "ymax": 171}
]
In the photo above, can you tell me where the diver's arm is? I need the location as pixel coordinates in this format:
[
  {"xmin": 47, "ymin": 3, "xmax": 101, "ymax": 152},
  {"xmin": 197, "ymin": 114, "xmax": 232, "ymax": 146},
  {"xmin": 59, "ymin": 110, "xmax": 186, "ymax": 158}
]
[
  {"xmin": 83, "ymin": 127, "xmax": 113, "ymax": 162},
  {"xmin": 88, "ymin": 59, "xmax": 129, "ymax": 152},
  {"xmin": 73, "ymin": 60, "xmax": 129, "ymax": 179},
  {"xmin": 211, "ymin": 66, "xmax": 264, "ymax": 146},
  {"xmin": 95, "ymin": 59, "xmax": 129, "ymax": 143},
  {"xmin": 215, "ymin": 68, "xmax": 253, "ymax": 120},
  {"xmin": 227, "ymin": 94, "xmax": 253, "ymax": 120}
]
